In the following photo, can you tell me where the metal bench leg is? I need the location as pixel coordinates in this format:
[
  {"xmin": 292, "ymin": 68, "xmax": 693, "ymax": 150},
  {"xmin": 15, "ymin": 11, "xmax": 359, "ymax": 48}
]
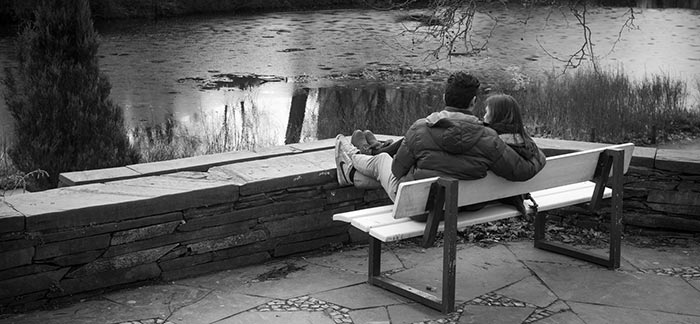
[
  {"xmin": 368, "ymin": 237, "xmax": 381, "ymax": 282},
  {"xmin": 440, "ymin": 178, "xmax": 458, "ymax": 313},
  {"xmin": 367, "ymin": 178, "xmax": 458, "ymax": 314},
  {"xmin": 608, "ymin": 149, "xmax": 624, "ymax": 269},
  {"xmin": 534, "ymin": 148, "xmax": 624, "ymax": 269}
]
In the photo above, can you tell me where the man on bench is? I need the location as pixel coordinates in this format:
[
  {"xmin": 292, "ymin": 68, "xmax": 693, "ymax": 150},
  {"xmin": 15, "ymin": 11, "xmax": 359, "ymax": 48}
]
[{"xmin": 334, "ymin": 71, "xmax": 547, "ymax": 212}]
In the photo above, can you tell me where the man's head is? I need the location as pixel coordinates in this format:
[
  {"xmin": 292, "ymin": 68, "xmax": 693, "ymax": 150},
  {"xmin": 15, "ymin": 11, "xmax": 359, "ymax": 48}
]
[{"xmin": 444, "ymin": 72, "xmax": 480, "ymax": 110}]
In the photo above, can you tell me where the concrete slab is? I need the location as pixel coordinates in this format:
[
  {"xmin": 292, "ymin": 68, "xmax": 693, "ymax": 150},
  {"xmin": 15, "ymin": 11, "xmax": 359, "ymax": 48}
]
[
  {"xmin": 302, "ymin": 246, "xmax": 403, "ymax": 274},
  {"xmin": 169, "ymin": 292, "xmax": 269, "ymax": 323},
  {"xmin": 386, "ymin": 303, "xmax": 444, "ymax": 324},
  {"xmin": 103, "ymin": 282, "xmax": 211, "ymax": 315},
  {"xmin": 311, "ymin": 284, "xmax": 408, "ymax": 309},
  {"xmin": 389, "ymin": 244, "xmax": 530, "ymax": 302},
  {"xmin": 234, "ymin": 263, "xmax": 365, "ymax": 299},
  {"xmin": 527, "ymin": 262, "xmax": 700, "ymax": 316},
  {"xmin": 494, "ymin": 275, "xmax": 557, "ymax": 308},
  {"xmin": 569, "ymin": 301, "xmax": 700, "ymax": 324},
  {"xmin": 458, "ymin": 305, "xmax": 534, "ymax": 324},
  {"xmin": 0, "ymin": 299, "xmax": 160, "ymax": 324},
  {"xmin": 348, "ymin": 306, "xmax": 390, "ymax": 324},
  {"xmin": 218, "ymin": 310, "xmax": 335, "ymax": 324}
]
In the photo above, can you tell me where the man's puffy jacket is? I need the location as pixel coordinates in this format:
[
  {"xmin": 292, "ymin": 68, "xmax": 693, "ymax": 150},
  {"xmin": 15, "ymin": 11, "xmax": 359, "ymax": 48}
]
[{"xmin": 391, "ymin": 108, "xmax": 546, "ymax": 183}]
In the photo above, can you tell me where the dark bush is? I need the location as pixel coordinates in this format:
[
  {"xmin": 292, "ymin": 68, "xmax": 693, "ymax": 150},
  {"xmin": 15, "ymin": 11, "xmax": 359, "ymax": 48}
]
[{"xmin": 2, "ymin": 0, "xmax": 139, "ymax": 190}]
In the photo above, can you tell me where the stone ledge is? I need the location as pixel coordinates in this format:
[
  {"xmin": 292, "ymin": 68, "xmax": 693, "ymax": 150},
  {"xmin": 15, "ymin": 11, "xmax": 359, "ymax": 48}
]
[
  {"xmin": 57, "ymin": 137, "xmax": 345, "ymax": 187},
  {"xmin": 58, "ymin": 136, "xmax": 642, "ymax": 188}
]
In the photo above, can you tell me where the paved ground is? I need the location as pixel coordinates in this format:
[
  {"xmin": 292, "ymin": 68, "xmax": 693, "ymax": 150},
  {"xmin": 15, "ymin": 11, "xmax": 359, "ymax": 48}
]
[{"xmin": 1, "ymin": 238, "xmax": 699, "ymax": 324}]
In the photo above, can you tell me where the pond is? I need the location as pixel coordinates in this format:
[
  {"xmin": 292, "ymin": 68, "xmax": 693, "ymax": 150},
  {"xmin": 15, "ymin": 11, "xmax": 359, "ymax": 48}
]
[{"xmin": 1, "ymin": 5, "xmax": 699, "ymax": 150}]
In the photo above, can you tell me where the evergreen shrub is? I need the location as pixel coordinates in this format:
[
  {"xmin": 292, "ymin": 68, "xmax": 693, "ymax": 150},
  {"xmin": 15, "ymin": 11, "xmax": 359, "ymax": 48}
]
[{"xmin": 3, "ymin": 0, "xmax": 139, "ymax": 189}]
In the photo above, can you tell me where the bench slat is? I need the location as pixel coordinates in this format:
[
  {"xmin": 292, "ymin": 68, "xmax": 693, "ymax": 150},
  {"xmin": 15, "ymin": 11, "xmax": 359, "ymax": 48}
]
[
  {"xmin": 345, "ymin": 181, "xmax": 601, "ymax": 232},
  {"xmin": 351, "ymin": 212, "xmax": 410, "ymax": 232},
  {"xmin": 391, "ymin": 177, "xmax": 440, "ymax": 219},
  {"xmin": 332, "ymin": 205, "xmax": 394, "ymax": 223},
  {"xmin": 341, "ymin": 181, "xmax": 605, "ymax": 233},
  {"xmin": 369, "ymin": 181, "xmax": 611, "ymax": 242},
  {"xmin": 454, "ymin": 143, "xmax": 632, "ymax": 206}
]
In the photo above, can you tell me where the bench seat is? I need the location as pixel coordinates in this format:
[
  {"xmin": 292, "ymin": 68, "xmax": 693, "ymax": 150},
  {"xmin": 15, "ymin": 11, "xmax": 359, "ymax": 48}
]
[{"xmin": 334, "ymin": 181, "xmax": 610, "ymax": 242}]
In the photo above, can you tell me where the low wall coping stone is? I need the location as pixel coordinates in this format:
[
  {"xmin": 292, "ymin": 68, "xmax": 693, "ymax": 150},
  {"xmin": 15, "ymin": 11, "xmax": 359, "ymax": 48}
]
[{"xmin": 655, "ymin": 148, "xmax": 700, "ymax": 174}]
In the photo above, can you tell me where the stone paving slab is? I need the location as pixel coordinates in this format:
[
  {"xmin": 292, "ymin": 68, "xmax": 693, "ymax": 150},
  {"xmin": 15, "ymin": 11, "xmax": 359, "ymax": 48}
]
[
  {"xmin": 311, "ymin": 284, "xmax": 409, "ymax": 309},
  {"xmin": 389, "ymin": 244, "xmax": 530, "ymax": 303},
  {"xmin": 386, "ymin": 303, "xmax": 444, "ymax": 324},
  {"xmin": 233, "ymin": 263, "xmax": 365, "ymax": 300},
  {"xmin": 620, "ymin": 242, "xmax": 700, "ymax": 269},
  {"xmin": 503, "ymin": 241, "xmax": 594, "ymax": 266},
  {"xmin": 171, "ymin": 263, "xmax": 265, "ymax": 292},
  {"xmin": 569, "ymin": 301, "xmax": 700, "ymax": 324},
  {"xmin": 457, "ymin": 305, "xmax": 534, "ymax": 324},
  {"xmin": 0, "ymin": 299, "xmax": 159, "ymax": 324},
  {"xmin": 169, "ymin": 292, "xmax": 269, "ymax": 324},
  {"xmin": 689, "ymin": 278, "xmax": 700, "ymax": 291},
  {"xmin": 526, "ymin": 261, "xmax": 700, "ymax": 316},
  {"xmin": 493, "ymin": 275, "xmax": 557, "ymax": 308},
  {"xmin": 533, "ymin": 311, "xmax": 585, "ymax": 324},
  {"xmin": 302, "ymin": 247, "xmax": 404, "ymax": 274},
  {"xmin": 219, "ymin": 310, "xmax": 335, "ymax": 324},
  {"xmin": 103, "ymin": 283, "xmax": 212, "ymax": 316},
  {"xmin": 348, "ymin": 307, "xmax": 390, "ymax": 324},
  {"xmin": 1, "ymin": 239, "xmax": 699, "ymax": 324}
]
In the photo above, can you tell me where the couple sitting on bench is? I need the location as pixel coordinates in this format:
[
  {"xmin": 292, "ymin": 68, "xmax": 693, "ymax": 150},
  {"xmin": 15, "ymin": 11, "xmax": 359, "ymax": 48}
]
[{"xmin": 334, "ymin": 71, "xmax": 547, "ymax": 218}]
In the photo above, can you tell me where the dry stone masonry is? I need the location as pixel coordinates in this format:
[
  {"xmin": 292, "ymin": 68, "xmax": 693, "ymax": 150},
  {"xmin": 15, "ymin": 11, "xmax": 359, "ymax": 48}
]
[{"xmin": 0, "ymin": 137, "xmax": 698, "ymax": 312}]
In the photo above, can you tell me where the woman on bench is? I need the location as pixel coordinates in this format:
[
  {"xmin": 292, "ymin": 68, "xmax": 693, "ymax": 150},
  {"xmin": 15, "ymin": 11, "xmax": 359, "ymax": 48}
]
[{"xmin": 334, "ymin": 72, "xmax": 546, "ymax": 207}]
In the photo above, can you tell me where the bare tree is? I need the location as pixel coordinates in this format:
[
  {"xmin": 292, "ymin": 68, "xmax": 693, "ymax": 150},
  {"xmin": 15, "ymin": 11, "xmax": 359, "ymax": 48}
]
[{"xmin": 369, "ymin": 0, "xmax": 637, "ymax": 71}]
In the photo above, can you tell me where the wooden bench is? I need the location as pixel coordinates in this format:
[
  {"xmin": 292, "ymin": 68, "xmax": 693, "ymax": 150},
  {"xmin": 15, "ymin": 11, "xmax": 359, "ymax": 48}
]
[{"xmin": 333, "ymin": 143, "xmax": 634, "ymax": 313}]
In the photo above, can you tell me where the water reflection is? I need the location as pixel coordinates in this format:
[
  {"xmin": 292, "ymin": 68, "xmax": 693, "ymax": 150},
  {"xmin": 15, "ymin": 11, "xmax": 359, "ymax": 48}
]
[
  {"xmin": 131, "ymin": 81, "xmax": 446, "ymax": 157},
  {"xmin": 314, "ymin": 82, "xmax": 444, "ymax": 140}
]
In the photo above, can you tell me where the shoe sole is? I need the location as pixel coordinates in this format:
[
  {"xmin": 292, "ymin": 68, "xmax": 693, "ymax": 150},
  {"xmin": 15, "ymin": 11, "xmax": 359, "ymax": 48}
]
[{"xmin": 335, "ymin": 136, "xmax": 350, "ymax": 186}]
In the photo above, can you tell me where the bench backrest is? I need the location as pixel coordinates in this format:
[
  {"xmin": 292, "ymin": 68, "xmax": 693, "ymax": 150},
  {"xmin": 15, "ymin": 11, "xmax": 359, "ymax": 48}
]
[{"xmin": 391, "ymin": 143, "xmax": 634, "ymax": 219}]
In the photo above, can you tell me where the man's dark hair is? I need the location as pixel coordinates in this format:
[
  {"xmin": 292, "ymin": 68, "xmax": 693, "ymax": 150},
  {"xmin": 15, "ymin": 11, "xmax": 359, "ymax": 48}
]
[{"xmin": 444, "ymin": 72, "xmax": 480, "ymax": 110}]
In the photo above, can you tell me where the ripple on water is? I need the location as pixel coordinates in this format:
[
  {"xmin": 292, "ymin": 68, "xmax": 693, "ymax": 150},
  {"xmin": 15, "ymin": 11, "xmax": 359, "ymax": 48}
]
[{"xmin": 0, "ymin": 7, "xmax": 698, "ymax": 142}]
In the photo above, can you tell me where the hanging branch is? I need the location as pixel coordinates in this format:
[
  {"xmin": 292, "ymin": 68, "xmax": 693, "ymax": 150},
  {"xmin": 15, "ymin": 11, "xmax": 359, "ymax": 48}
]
[{"xmin": 603, "ymin": 7, "xmax": 638, "ymax": 58}]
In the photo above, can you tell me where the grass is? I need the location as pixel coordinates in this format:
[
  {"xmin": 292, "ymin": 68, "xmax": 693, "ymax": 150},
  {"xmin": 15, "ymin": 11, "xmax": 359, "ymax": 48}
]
[
  {"xmin": 504, "ymin": 67, "xmax": 700, "ymax": 145},
  {"xmin": 1, "ymin": 137, "xmax": 48, "ymax": 194},
  {"xmin": 130, "ymin": 102, "xmax": 280, "ymax": 163}
]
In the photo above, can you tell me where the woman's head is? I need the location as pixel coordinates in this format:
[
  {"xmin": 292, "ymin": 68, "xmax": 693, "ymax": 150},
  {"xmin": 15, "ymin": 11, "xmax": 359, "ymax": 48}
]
[{"xmin": 484, "ymin": 94, "xmax": 527, "ymax": 136}]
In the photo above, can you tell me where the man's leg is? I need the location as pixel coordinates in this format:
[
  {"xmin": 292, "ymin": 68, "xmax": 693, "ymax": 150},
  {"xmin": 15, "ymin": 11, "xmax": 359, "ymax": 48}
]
[
  {"xmin": 352, "ymin": 153, "xmax": 400, "ymax": 201},
  {"xmin": 354, "ymin": 172, "xmax": 382, "ymax": 189}
]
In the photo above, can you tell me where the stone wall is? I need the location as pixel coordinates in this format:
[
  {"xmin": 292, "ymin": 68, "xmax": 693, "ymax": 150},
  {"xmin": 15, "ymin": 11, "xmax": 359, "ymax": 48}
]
[
  {"xmin": 0, "ymin": 138, "xmax": 393, "ymax": 312},
  {"xmin": 0, "ymin": 137, "xmax": 698, "ymax": 312},
  {"xmin": 622, "ymin": 148, "xmax": 700, "ymax": 233}
]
